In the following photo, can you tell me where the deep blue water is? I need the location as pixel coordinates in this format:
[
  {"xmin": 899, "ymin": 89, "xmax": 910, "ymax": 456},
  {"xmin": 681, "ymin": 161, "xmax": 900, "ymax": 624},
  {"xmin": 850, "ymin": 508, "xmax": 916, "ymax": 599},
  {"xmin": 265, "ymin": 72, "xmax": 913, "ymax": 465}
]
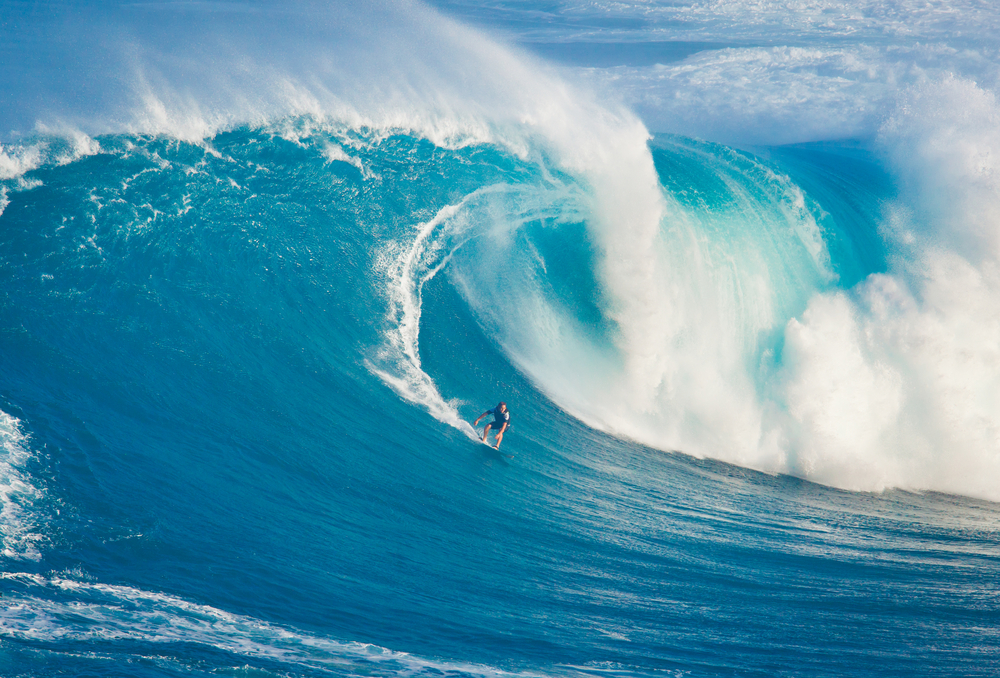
[{"xmin": 2, "ymin": 2, "xmax": 1000, "ymax": 677}]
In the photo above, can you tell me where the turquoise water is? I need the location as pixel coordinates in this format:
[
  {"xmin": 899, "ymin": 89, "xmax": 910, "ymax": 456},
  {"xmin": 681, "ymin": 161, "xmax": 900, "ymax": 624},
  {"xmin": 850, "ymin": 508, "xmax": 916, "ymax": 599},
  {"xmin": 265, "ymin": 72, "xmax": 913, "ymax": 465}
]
[{"xmin": 2, "ymin": 2, "xmax": 1000, "ymax": 676}]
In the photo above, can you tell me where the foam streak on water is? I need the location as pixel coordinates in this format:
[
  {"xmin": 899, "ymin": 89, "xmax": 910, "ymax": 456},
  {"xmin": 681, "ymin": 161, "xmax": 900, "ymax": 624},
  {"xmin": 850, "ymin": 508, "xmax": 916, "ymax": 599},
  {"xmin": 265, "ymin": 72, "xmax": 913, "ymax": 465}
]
[
  {"xmin": 0, "ymin": 573, "xmax": 563, "ymax": 678},
  {"xmin": 370, "ymin": 199, "xmax": 480, "ymax": 437},
  {"xmin": 0, "ymin": 411, "xmax": 47, "ymax": 561}
]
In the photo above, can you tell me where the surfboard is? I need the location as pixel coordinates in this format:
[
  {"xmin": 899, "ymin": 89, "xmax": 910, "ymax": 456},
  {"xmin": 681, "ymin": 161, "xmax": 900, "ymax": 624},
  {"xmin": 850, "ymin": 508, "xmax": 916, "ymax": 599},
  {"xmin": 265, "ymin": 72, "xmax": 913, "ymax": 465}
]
[{"xmin": 472, "ymin": 426, "xmax": 504, "ymax": 452}]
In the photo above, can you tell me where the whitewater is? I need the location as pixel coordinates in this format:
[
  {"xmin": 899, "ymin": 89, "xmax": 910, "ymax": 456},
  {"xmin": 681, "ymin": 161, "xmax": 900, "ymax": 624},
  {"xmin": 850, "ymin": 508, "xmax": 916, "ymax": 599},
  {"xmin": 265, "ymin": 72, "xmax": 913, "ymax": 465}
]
[{"xmin": 1, "ymin": 1, "xmax": 999, "ymax": 676}]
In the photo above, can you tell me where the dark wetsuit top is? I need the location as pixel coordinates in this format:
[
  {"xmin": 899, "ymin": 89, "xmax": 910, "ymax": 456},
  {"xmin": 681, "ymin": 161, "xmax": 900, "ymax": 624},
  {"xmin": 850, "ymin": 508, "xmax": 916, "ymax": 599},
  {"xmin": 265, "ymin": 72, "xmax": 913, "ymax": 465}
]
[{"xmin": 489, "ymin": 406, "xmax": 510, "ymax": 429}]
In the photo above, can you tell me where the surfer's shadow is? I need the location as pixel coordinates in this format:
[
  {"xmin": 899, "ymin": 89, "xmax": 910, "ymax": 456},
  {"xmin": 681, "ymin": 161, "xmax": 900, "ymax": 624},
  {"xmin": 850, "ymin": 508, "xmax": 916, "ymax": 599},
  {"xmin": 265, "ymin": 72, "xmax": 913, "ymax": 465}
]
[{"xmin": 477, "ymin": 445, "xmax": 514, "ymax": 464}]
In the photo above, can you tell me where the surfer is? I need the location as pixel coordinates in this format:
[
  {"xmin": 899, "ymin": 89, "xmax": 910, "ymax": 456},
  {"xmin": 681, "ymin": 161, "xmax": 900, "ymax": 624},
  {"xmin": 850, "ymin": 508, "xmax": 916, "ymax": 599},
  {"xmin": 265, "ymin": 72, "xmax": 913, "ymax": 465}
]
[{"xmin": 474, "ymin": 402, "xmax": 510, "ymax": 449}]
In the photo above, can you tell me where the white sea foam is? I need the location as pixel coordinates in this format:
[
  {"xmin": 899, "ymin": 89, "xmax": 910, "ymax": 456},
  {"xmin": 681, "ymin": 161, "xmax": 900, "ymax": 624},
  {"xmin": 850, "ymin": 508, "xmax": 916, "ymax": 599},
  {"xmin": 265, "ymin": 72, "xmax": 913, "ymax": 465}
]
[
  {"xmin": 768, "ymin": 77, "xmax": 1000, "ymax": 497},
  {"xmin": 0, "ymin": 142, "xmax": 43, "ymax": 181},
  {"xmin": 370, "ymin": 200, "xmax": 482, "ymax": 438},
  {"xmin": 0, "ymin": 411, "xmax": 46, "ymax": 561},
  {"xmin": 0, "ymin": 572, "xmax": 559, "ymax": 678},
  {"xmin": 320, "ymin": 142, "xmax": 375, "ymax": 179},
  {"xmin": 34, "ymin": 124, "xmax": 103, "ymax": 166},
  {"xmin": 0, "ymin": 128, "xmax": 100, "ymax": 187}
]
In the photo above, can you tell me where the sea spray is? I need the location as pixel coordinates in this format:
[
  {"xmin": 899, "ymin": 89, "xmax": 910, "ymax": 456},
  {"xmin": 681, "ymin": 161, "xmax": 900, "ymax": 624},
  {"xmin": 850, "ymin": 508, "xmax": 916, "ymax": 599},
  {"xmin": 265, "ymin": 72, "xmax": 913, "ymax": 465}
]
[{"xmin": 773, "ymin": 77, "xmax": 1000, "ymax": 497}]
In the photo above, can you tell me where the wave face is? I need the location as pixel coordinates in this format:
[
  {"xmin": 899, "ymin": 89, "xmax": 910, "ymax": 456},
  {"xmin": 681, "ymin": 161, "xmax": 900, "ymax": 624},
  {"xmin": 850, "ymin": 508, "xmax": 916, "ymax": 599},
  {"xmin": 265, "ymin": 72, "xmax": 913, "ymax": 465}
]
[{"xmin": 2, "ymin": 1, "xmax": 1000, "ymax": 677}]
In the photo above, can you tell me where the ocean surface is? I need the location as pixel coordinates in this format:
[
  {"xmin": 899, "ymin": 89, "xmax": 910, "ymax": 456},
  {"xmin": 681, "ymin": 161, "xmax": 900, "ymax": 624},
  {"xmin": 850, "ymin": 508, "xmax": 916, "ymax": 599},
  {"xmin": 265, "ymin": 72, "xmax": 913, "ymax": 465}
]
[{"xmin": 2, "ymin": 1, "xmax": 1000, "ymax": 676}]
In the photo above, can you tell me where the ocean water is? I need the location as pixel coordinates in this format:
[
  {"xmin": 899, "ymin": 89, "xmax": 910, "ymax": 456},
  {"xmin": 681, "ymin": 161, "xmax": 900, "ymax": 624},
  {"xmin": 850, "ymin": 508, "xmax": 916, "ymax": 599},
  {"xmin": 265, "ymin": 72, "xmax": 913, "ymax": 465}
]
[{"xmin": 2, "ymin": 1, "xmax": 1000, "ymax": 676}]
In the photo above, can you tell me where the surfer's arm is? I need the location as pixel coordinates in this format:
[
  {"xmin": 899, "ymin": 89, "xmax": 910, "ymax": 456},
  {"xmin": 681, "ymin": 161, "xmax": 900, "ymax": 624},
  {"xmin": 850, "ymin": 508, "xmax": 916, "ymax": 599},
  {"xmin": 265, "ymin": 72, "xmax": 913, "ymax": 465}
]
[{"xmin": 473, "ymin": 411, "xmax": 491, "ymax": 426}]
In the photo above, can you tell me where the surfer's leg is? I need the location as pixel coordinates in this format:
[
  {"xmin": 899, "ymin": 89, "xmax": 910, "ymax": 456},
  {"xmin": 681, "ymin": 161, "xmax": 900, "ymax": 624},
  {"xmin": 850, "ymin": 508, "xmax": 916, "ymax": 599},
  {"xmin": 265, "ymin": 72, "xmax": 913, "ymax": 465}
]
[
  {"xmin": 482, "ymin": 423, "xmax": 492, "ymax": 442},
  {"xmin": 494, "ymin": 429, "xmax": 503, "ymax": 449}
]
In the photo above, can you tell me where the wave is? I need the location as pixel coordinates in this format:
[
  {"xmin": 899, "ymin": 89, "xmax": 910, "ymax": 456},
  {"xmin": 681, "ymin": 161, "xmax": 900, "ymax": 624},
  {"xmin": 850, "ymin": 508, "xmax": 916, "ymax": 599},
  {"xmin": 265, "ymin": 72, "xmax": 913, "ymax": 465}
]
[
  {"xmin": 2, "ymin": 3, "xmax": 1000, "ymax": 676},
  {"xmin": 1, "ymin": 1, "xmax": 999, "ymax": 500},
  {"xmin": 1, "ymin": 107, "xmax": 998, "ymax": 504}
]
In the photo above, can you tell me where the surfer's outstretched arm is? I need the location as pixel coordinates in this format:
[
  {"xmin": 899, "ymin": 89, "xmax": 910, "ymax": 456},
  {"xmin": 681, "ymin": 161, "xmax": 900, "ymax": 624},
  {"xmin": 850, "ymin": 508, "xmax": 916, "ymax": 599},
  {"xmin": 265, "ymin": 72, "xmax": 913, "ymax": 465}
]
[{"xmin": 473, "ymin": 411, "xmax": 490, "ymax": 426}]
